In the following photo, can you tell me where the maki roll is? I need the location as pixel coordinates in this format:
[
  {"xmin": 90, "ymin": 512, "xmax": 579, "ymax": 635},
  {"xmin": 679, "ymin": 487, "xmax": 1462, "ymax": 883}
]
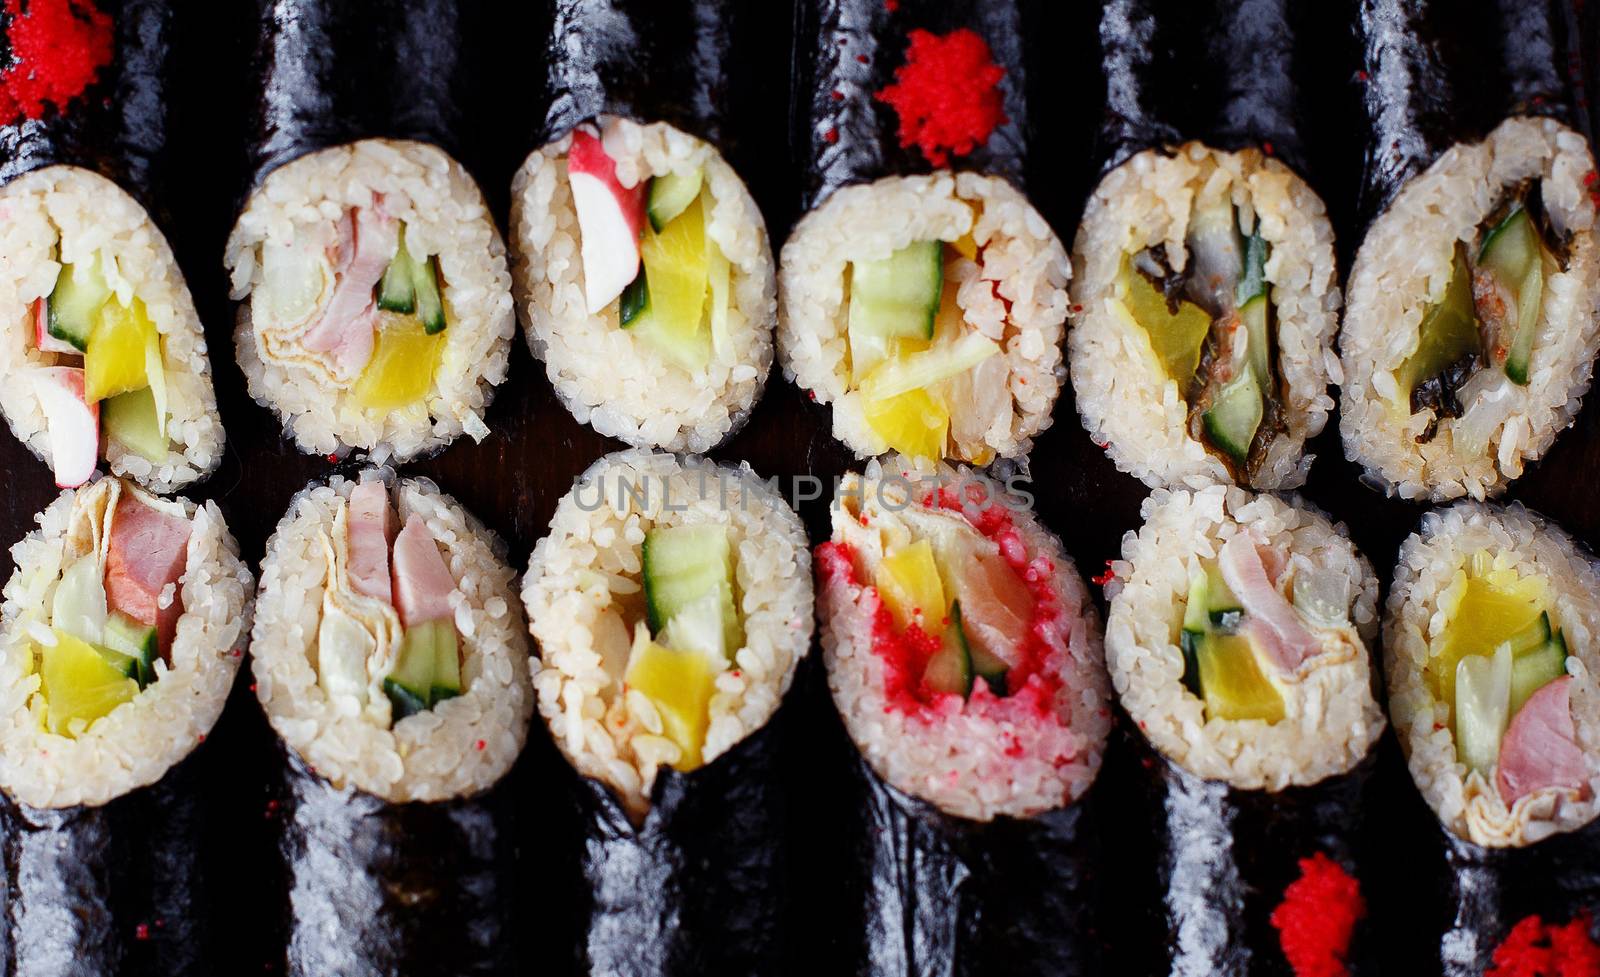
[
  {"xmin": 0, "ymin": 0, "xmax": 225, "ymax": 492},
  {"xmin": 522, "ymin": 450, "xmax": 812, "ymax": 975},
  {"xmin": 812, "ymin": 458, "xmax": 1111, "ymax": 972},
  {"xmin": 508, "ymin": 0, "xmax": 777, "ymax": 453},
  {"xmin": 1340, "ymin": 0, "xmax": 1600, "ymax": 501},
  {"xmin": 1104, "ymin": 486, "xmax": 1385, "ymax": 975},
  {"xmin": 225, "ymin": 0, "xmax": 515, "ymax": 463},
  {"xmin": 0, "ymin": 475, "xmax": 254, "ymax": 973},
  {"xmin": 250, "ymin": 470, "xmax": 533, "ymax": 976},
  {"xmin": 1069, "ymin": 0, "xmax": 1340, "ymax": 491},
  {"xmin": 778, "ymin": 0, "xmax": 1069, "ymax": 466},
  {"xmin": 1385, "ymin": 502, "xmax": 1600, "ymax": 973}
]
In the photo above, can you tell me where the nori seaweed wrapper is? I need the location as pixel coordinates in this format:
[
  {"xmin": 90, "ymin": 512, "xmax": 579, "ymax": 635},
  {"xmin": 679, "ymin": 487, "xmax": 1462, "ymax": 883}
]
[
  {"xmin": 792, "ymin": 0, "xmax": 1031, "ymax": 210},
  {"xmin": 560, "ymin": 673, "xmax": 798, "ymax": 977},
  {"xmin": 1427, "ymin": 815, "xmax": 1600, "ymax": 974},
  {"xmin": 0, "ymin": 0, "xmax": 181, "ymax": 223},
  {"xmin": 1356, "ymin": 0, "xmax": 1592, "ymax": 220},
  {"xmin": 243, "ymin": 0, "xmax": 495, "ymax": 195},
  {"xmin": 0, "ymin": 744, "xmax": 214, "ymax": 977},
  {"xmin": 1101, "ymin": 728, "xmax": 1380, "ymax": 976},
  {"xmin": 272, "ymin": 748, "xmax": 522, "ymax": 977}
]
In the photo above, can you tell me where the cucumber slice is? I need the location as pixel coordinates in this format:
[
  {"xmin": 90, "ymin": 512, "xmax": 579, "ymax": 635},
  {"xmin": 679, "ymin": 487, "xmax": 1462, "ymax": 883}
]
[
  {"xmin": 1239, "ymin": 295, "xmax": 1271, "ymax": 384},
  {"xmin": 643, "ymin": 525, "xmax": 741, "ymax": 657},
  {"xmin": 430, "ymin": 622, "xmax": 462, "ymax": 704},
  {"xmin": 1503, "ymin": 261, "xmax": 1542, "ymax": 385},
  {"xmin": 48, "ymin": 259, "xmax": 111, "ymax": 352},
  {"xmin": 1235, "ymin": 232, "xmax": 1270, "ymax": 307},
  {"xmin": 377, "ymin": 225, "xmax": 419, "ymax": 314},
  {"xmin": 95, "ymin": 644, "xmax": 140, "ymax": 681},
  {"xmin": 413, "ymin": 255, "xmax": 446, "ymax": 335},
  {"xmin": 1510, "ymin": 632, "xmax": 1567, "ymax": 716},
  {"xmin": 620, "ymin": 266, "xmax": 649, "ymax": 326},
  {"xmin": 102, "ymin": 612, "xmax": 157, "ymax": 688},
  {"xmin": 847, "ymin": 240, "xmax": 942, "ymax": 347},
  {"xmin": 648, "ymin": 169, "xmax": 704, "ymax": 233},
  {"xmin": 103, "ymin": 386, "xmax": 167, "ymax": 462},
  {"xmin": 1201, "ymin": 368, "xmax": 1264, "ymax": 467},
  {"xmin": 923, "ymin": 601, "xmax": 974, "ymax": 697},
  {"xmin": 1397, "ymin": 243, "xmax": 1482, "ymax": 403},
  {"xmin": 1180, "ymin": 572, "xmax": 1209, "ymax": 697},
  {"xmin": 384, "ymin": 624, "xmax": 437, "ymax": 720},
  {"xmin": 1505, "ymin": 611, "xmax": 1553, "ymax": 657},
  {"xmin": 1479, "ymin": 207, "xmax": 1545, "ymax": 386},
  {"xmin": 51, "ymin": 555, "xmax": 108, "ymax": 647}
]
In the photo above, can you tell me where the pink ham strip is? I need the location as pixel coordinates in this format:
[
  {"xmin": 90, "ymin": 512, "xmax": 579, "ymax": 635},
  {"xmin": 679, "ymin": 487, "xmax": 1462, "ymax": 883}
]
[
  {"xmin": 104, "ymin": 492, "xmax": 191, "ymax": 659},
  {"xmin": 1218, "ymin": 533, "xmax": 1321, "ymax": 675},
  {"xmin": 346, "ymin": 481, "xmax": 395, "ymax": 604},
  {"xmin": 1498, "ymin": 676, "xmax": 1588, "ymax": 807},
  {"xmin": 391, "ymin": 513, "xmax": 456, "ymax": 627},
  {"xmin": 297, "ymin": 205, "xmax": 397, "ymax": 378}
]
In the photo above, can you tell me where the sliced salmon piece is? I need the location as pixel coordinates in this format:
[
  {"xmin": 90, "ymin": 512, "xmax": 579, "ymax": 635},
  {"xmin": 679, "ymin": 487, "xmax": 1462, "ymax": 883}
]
[
  {"xmin": 954, "ymin": 549, "xmax": 1033, "ymax": 669},
  {"xmin": 391, "ymin": 513, "xmax": 456, "ymax": 627},
  {"xmin": 1498, "ymin": 676, "xmax": 1588, "ymax": 806},
  {"xmin": 346, "ymin": 481, "xmax": 395, "ymax": 604},
  {"xmin": 104, "ymin": 492, "xmax": 191, "ymax": 659},
  {"xmin": 1218, "ymin": 534, "xmax": 1320, "ymax": 675}
]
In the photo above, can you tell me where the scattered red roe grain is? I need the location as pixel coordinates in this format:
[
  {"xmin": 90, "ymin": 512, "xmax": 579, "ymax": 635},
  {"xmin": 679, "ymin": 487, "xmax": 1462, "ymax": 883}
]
[
  {"xmin": 875, "ymin": 28, "xmax": 1007, "ymax": 167},
  {"xmin": 0, "ymin": 0, "xmax": 113, "ymax": 124},
  {"xmin": 1270, "ymin": 853, "xmax": 1365, "ymax": 977},
  {"xmin": 1090, "ymin": 562, "xmax": 1115, "ymax": 586},
  {"xmin": 134, "ymin": 922, "xmax": 150, "ymax": 941},
  {"xmin": 1487, "ymin": 913, "xmax": 1600, "ymax": 977}
]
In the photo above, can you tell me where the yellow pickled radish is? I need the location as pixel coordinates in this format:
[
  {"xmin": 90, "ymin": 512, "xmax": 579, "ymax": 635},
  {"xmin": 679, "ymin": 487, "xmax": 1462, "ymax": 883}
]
[
  {"xmin": 353, "ymin": 311, "xmax": 446, "ymax": 411},
  {"xmin": 1428, "ymin": 566, "xmax": 1548, "ymax": 721},
  {"xmin": 40, "ymin": 629, "xmax": 138, "ymax": 737},
  {"xmin": 632, "ymin": 192, "xmax": 711, "ymax": 371},
  {"xmin": 875, "ymin": 539, "xmax": 947, "ymax": 632},
  {"xmin": 625, "ymin": 627, "xmax": 717, "ymax": 771},
  {"xmin": 865, "ymin": 386, "xmax": 949, "ymax": 460},
  {"xmin": 1198, "ymin": 632, "xmax": 1286, "ymax": 722},
  {"xmin": 1116, "ymin": 256, "xmax": 1211, "ymax": 387},
  {"xmin": 83, "ymin": 298, "xmax": 155, "ymax": 403},
  {"xmin": 951, "ymin": 203, "xmax": 982, "ymax": 260}
]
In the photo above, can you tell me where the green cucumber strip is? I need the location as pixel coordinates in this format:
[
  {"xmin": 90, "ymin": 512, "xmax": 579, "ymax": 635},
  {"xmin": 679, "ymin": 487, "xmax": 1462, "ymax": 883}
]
[
  {"xmin": 620, "ymin": 267, "xmax": 649, "ymax": 326},
  {"xmin": 1202, "ymin": 369, "xmax": 1264, "ymax": 467},
  {"xmin": 385, "ymin": 624, "xmax": 438, "ymax": 720},
  {"xmin": 924, "ymin": 601, "xmax": 974, "ymax": 697},
  {"xmin": 1510, "ymin": 636, "xmax": 1567, "ymax": 716},
  {"xmin": 49, "ymin": 259, "xmax": 111, "ymax": 351},
  {"xmin": 847, "ymin": 240, "xmax": 942, "ymax": 342},
  {"xmin": 1236, "ymin": 231, "xmax": 1269, "ymax": 307},
  {"xmin": 103, "ymin": 386, "xmax": 167, "ymax": 462},
  {"xmin": 102, "ymin": 612, "xmax": 156, "ymax": 687},
  {"xmin": 1240, "ymin": 295, "xmax": 1271, "ymax": 384},
  {"xmin": 648, "ymin": 170, "xmax": 704, "ymax": 233},
  {"xmin": 377, "ymin": 225, "xmax": 419, "ymax": 314},
  {"xmin": 95, "ymin": 644, "xmax": 140, "ymax": 681},
  {"xmin": 430, "ymin": 621, "xmax": 462, "ymax": 702},
  {"xmin": 414, "ymin": 255, "xmax": 446, "ymax": 335},
  {"xmin": 1503, "ymin": 261, "xmax": 1542, "ymax": 385},
  {"xmin": 642, "ymin": 525, "xmax": 741, "ymax": 655},
  {"xmin": 1179, "ymin": 629, "xmax": 1204, "ymax": 698},
  {"xmin": 1505, "ymin": 612, "xmax": 1553, "ymax": 657}
]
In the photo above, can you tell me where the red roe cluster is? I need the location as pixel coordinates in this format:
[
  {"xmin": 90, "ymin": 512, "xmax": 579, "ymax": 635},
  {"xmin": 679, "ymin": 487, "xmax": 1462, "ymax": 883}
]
[
  {"xmin": 1488, "ymin": 914, "xmax": 1600, "ymax": 977},
  {"xmin": 1270, "ymin": 853, "xmax": 1366, "ymax": 977},
  {"xmin": 874, "ymin": 28, "xmax": 1006, "ymax": 167},
  {"xmin": 0, "ymin": 0, "xmax": 113, "ymax": 124}
]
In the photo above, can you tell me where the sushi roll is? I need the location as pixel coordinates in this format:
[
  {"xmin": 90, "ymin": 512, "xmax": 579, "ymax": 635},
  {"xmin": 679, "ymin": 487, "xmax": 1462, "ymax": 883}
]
[
  {"xmin": 250, "ymin": 470, "xmax": 533, "ymax": 976},
  {"xmin": 1104, "ymin": 486, "xmax": 1385, "ymax": 974},
  {"xmin": 522, "ymin": 450, "xmax": 812, "ymax": 975},
  {"xmin": 0, "ymin": 475, "xmax": 254, "ymax": 974},
  {"xmin": 225, "ymin": 0, "xmax": 515, "ymax": 463},
  {"xmin": 0, "ymin": 0, "xmax": 224, "ymax": 492},
  {"xmin": 1340, "ymin": 0, "xmax": 1600, "ymax": 501},
  {"xmin": 508, "ymin": 0, "xmax": 777, "ymax": 454},
  {"xmin": 1069, "ymin": 0, "xmax": 1340, "ymax": 492},
  {"xmin": 1385, "ymin": 502, "xmax": 1600, "ymax": 973},
  {"xmin": 778, "ymin": 0, "xmax": 1070, "ymax": 467},
  {"xmin": 812, "ymin": 458, "xmax": 1111, "ymax": 973}
]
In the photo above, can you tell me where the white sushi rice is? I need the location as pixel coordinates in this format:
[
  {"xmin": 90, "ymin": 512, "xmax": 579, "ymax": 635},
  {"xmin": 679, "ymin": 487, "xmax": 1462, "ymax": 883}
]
[
  {"xmin": 1105, "ymin": 486, "xmax": 1384, "ymax": 789},
  {"xmin": 1385, "ymin": 501, "xmax": 1600, "ymax": 847},
  {"xmin": 779, "ymin": 171, "xmax": 1069, "ymax": 464},
  {"xmin": 1341, "ymin": 116, "xmax": 1600, "ymax": 502},
  {"xmin": 818, "ymin": 456, "xmax": 1110, "ymax": 821},
  {"xmin": 0, "ymin": 477, "xmax": 253, "ymax": 809},
  {"xmin": 251, "ymin": 470, "xmax": 532, "ymax": 804},
  {"xmin": 522, "ymin": 450, "xmax": 812, "ymax": 816},
  {"xmin": 511, "ymin": 116, "xmax": 776, "ymax": 453},
  {"xmin": 0, "ymin": 166, "xmax": 225, "ymax": 493},
  {"xmin": 227, "ymin": 139, "xmax": 515, "ymax": 463},
  {"xmin": 1069, "ymin": 143, "xmax": 1340, "ymax": 491}
]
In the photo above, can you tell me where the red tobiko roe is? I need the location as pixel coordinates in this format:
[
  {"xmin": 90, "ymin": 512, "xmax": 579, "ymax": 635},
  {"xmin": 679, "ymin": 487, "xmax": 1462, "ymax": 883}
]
[
  {"xmin": 875, "ymin": 28, "xmax": 1007, "ymax": 167},
  {"xmin": 1488, "ymin": 913, "xmax": 1600, "ymax": 977},
  {"xmin": 1270, "ymin": 853, "xmax": 1366, "ymax": 977},
  {"xmin": 0, "ymin": 0, "xmax": 114, "ymax": 124}
]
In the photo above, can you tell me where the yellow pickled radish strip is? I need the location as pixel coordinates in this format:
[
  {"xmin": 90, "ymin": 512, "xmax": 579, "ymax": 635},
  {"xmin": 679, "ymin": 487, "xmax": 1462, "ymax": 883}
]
[
  {"xmin": 1115, "ymin": 256, "xmax": 1211, "ymax": 387},
  {"xmin": 1198, "ymin": 632, "xmax": 1285, "ymax": 723},
  {"xmin": 625, "ymin": 627, "xmax": 717, "ymax": 771},
  {"xmin": 40, "ymin": 629, "xmax": 138, "ymax": 737},
  {"xmin": 875, "ymin": 539, "xmax": 947, "ymax": 632},
  {"xmin": 84, "ymin": 298, "xmax": 154, "ymax": 403},
  {"xmin": 865, "ymin": 386, "xmax": 949, "ymax": 459},
  {"xmin": 1428, "ymin": 564, "xmax": 1547, "ymax": 717},
  {"xmin": 353, "ymin": 311, "xmax": 446, "ymax": 411}
]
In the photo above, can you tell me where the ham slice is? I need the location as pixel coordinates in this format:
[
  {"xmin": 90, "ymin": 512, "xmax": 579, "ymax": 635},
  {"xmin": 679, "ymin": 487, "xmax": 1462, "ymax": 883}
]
[
  {"xmin": 391, "ymin": 514, "xmax": 456, "ymax": 627},
  {"xmin": 298, "ymin": 206, "xmax": 397, "ymax": 379},
  {"xmin": 1218, "ymin": 534, "xmax": 1321, "ymax": 675},
  {"xmin": 1498, "ymin": 676, "xmax": 1588, "ymax": 807},
  {"xmin": 104, "ymin": 492, "xmax": 191, "ymax": 658},
  {"xmin": 346, "ymin": 481, "xmax": 395, "ymax": 604}
]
